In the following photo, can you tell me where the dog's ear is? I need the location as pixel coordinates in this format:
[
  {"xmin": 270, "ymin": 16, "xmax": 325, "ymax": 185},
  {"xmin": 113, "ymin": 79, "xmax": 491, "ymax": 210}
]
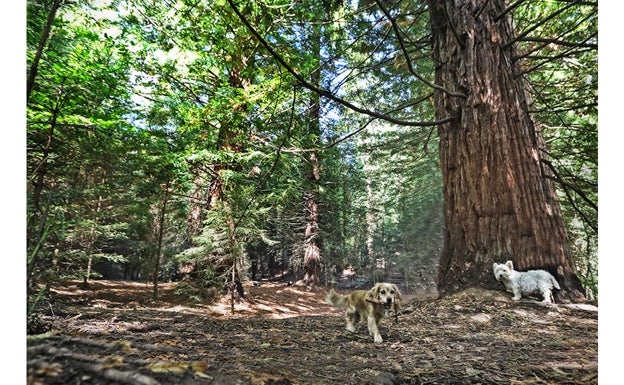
[
  {"xmin": 492, "ymin": 263, "xmax": 498, "ymax": 271},
  {"xmin": 391, "ymin": 284, "xmax": 402, "ymax": 301},
  {"xmin": 505, "ymin": 260, "xmax": 514, "ymax": 270},
  {"xmin": 391, "ymin": 284, "xmax": 402, "ymax": 314},
  {"xmin": 365, "ymin": 283, "xmax": 380, "ymax": 302}
]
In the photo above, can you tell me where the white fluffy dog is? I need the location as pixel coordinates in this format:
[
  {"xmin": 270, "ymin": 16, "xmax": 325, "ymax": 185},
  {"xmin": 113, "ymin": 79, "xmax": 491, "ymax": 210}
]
[{"xmin": 492, "ymin": 260, "xmax": 560, "ymax": 303}]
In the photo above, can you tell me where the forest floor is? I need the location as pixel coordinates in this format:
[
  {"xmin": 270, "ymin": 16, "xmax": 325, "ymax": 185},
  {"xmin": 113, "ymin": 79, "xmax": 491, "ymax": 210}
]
[{"xmin": 27, "ymin": 279, "xmax": 598, "ymax": 385}]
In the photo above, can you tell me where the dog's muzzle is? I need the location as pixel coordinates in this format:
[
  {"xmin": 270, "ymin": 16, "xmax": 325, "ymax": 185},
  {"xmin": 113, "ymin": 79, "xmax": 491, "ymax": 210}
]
[{"xmin": 384, "ymin": 299, "xmax": 393, "ymax": 309}]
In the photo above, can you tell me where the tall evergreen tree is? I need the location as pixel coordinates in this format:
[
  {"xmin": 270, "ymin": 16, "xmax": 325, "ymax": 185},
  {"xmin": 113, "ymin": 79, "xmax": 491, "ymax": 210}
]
[
  {"xmin": 227, "ymin": 0, "xmax": 595, "ymax": 299},
  {"xmin": 428, "ymin": 0, "xmax": 586, "ymax": 300},
  {"xmin": 26, "ymin": 0, "xmax": 597, "ymax": 304}
]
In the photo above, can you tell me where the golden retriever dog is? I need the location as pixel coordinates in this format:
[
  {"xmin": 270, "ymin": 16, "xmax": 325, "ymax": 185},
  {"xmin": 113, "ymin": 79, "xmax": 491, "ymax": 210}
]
[{"xmin": 326, "ymin": 282, "xmax": 402, "ymax": 343}]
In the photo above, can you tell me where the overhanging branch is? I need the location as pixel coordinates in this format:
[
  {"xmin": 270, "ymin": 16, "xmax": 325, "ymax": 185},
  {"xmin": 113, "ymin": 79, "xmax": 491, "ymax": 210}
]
[
  {"xmin": 226, "ymin": 0, "xmax": 454, "ymax": 128},
  {"xmin": 541, "ymin": 158, "xmax": 597, "ymax": 233},
  {"xmin": 374, "ymin": 0, "xmax": 466, "ymax": 98}
]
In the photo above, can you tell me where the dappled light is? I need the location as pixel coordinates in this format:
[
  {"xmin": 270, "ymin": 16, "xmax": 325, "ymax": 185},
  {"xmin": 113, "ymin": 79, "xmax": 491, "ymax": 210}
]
[
  {"xmin": 28, "ymin": 280, "xmax": 597, "ymax": 384},
  {"xmin": 49, "ymin": 279, "xmax": 344, "ymax": 319},
  {"xmin": 26, "ymin": 0, "xmax": 598, "ymax": 383}
]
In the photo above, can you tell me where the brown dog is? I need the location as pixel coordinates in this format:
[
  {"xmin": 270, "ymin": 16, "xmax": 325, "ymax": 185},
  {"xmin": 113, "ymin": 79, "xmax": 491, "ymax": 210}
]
[{"xmin": 326, "ymin": 282, "xmax": 402, "ymax": 343}]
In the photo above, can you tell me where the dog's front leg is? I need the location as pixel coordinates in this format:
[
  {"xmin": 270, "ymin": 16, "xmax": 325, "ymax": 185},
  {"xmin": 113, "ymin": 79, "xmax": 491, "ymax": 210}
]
[
  {"xmin": 541, "ymin": 289, "xmax": 553, "ymax": 303},
  {"xmin": 345, "ymin": 310, "xmax": 357, "ymax": 332},
  {"xmin": 511, "ymin": 287, "xmax": 522, "ymax": 301},
  {"xmin": 367, "ymin": 316, "xmax": 382, "ymax": 343}
]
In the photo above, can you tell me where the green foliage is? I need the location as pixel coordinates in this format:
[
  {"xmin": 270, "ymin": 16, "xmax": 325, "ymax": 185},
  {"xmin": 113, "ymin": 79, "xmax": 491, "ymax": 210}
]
[
  {"xmin": 27, "ymin": 285, "xmax": 49, "ymax": 317},
  {"xmin": 172, "ymin": 281, "xmax": 220, "ymax": 303},
  {"xmin": 26, "ymin": 0, "xmax": 597, "ymax": 300},
  {"xmin": 353, "ymin": 124, "xmax": 444, "ymax": 288}
]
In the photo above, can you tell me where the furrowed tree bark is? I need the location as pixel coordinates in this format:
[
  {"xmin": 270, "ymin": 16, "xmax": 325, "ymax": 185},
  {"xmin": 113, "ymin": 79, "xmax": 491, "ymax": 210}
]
[{"xmin": 428, "ymin": 0, "xmax": 584, "ymax": 302}]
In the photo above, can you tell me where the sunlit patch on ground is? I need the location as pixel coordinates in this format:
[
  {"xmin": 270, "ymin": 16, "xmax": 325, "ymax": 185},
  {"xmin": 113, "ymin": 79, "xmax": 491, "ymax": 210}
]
[{"xmin": 29, "ymin": 280, "xmax": 597, "ymax": 385}]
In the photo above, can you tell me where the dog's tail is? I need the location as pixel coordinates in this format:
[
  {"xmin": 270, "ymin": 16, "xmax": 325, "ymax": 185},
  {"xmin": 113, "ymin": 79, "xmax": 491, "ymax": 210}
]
[{"xmin": 325, "ymin": 289, "xmax": 348, "ymax": 308}]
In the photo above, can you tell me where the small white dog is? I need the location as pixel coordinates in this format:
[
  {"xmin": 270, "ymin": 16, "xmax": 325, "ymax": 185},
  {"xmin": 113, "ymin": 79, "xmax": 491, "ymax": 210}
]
[{"xmin": 492, "ymin": 260, "xmax": 560, "ymax": 303}]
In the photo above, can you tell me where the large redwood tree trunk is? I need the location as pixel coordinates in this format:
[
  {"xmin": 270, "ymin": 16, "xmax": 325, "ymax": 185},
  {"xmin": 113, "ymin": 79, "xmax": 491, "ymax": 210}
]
[{"xmin": 428, "ymin": 0, "xmax": 584, "ymax": 301}]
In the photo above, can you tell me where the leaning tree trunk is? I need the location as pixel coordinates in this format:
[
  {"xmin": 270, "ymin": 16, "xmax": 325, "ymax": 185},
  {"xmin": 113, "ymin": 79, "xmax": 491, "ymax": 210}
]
[
  {"xmin": 27, "ymin": 0, "xmax": 62, "ymax": 103},
  {"xmin": 428, "ymin": 0, "xmax": 584, "ymax": 301}
]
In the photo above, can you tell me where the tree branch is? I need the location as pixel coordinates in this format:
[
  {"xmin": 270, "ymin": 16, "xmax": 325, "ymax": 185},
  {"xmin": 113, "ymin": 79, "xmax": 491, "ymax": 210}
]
[
  {"xmin": 226, "ymin": 0, "xmax": 454, "ymax": 128},
  {"xmin": 374, "ymin": 0, "xmax": 466, "ymax": 98},
  {"xmin": 516, "ymin": 36, "xmax": 597, "ymax": 50},
  {"xmin": 503, "ymin": 0, "xmax": 586, "ymax": 49},
  {"xmin": 541, "ymin": 158, "xmax": 597, "ymax": 233},
  {"xmin": 515, "ymin": 45, "xmax": 595, "ymax": 76},
  {"xmin": 494, "ymin": 0, "xmax": 528, "ymax": 22}
]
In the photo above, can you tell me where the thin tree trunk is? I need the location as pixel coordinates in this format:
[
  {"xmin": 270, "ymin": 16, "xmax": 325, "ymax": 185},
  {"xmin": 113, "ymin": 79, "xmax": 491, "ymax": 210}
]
[
  {"xmin": 85, "ymin": 195, "xmax": 104, "ymax": 283},
  {"xmin": 30, "ymin": 89, "xmax": 62, "ymax": 219},
  {"xmin": 27, "ymin": 0, "xmax": 62, "ymax": 103},
  {"xmin": 302, "ymin": 36, "xmax": 322, "ymax": 285},
  {"xmin": 27, "ymin": 195, "xmax": 53, "ymax": 295},
  {"xmin": 186, "ymin": 172, "xmax": 205, "ymax": 242},
  {"xmin": 226, "ymin": 215, "xmax": 245, "ymax": 313},
  {"xmin": 153, "ymin": 181, "xmax": 170, "ymax": 300},
  {"xmin": 28, "ymin": 91, "xmax": 62, "ymax": 292},
  {"xmin": 428, "ymin": 0, "xmax": 584, "ymax": 301},
  {"xmin": 303, "ymin": 189, "xmax": 321, "ymax": 284},
  {"xmin": 365, "ymin": 174, "xmax": 375, "ymax": 268}
]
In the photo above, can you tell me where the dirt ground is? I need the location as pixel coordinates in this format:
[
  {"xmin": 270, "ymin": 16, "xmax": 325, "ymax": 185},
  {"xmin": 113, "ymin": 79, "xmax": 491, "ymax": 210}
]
[{"xmin": 27, "ymin": 279, "xmax": 598, "ymax": 385}]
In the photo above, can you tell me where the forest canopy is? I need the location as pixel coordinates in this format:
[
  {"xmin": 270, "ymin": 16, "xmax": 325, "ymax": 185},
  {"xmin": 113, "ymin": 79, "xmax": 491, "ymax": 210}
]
[{"xmin": 25, "ymin": 0, "xmax": 597, "ymax": 308}]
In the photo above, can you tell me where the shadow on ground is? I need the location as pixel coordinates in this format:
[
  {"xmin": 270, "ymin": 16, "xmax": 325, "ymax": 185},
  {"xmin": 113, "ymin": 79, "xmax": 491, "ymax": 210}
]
[{"xmin": 27, "ymin": 280, "xmax": 597, "ymax": 385}]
